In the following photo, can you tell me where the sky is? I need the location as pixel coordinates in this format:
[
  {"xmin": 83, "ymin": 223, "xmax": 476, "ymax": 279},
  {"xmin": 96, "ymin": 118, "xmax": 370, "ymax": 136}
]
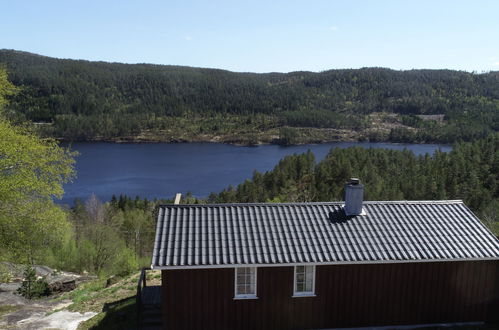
[{"xmin": 1, "ymin": 0, "xmax": 499, "ymax": 73}]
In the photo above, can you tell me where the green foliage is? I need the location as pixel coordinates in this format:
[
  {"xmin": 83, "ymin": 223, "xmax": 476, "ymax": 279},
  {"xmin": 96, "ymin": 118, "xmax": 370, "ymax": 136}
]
[
  {"xmin": 0, "ymin": 65, "xmax": 18, "ymax": 110},
  {"xmin": 0, "ymin": 263, "xmax": 12, "ymax": 283},
  {"xmin": 77, "ymin": 224, "xmax": 124, "ymax": 276},
  {"xmin": 0, "ymin": 68, "xmax": 76, "ymax": 264},
  {"xmin": 68, "ymin": 280, "xmax": 107, "ymax": 305},
  {"xmin": 0, "ymin": 119, "xmax": 75, "ymax": 203},
  {"xmin": 281, "ymin": 109, "xmax": 364, "ymax": 129},
  {"xmin": 478, "ymin": 194, "xmax": 499, "ymax": 235},
  {"xmin": 278, "ymin": 127, "xmax": 299, "ymax": 145},
  {"xmin": 1, "ymin": 50, "xmax": 498, "ymax": 143},
  {"xmin": 77, "ymin": 296, "xmax": 137, "ymax": 330},
  {"xmin": 112, "ymin": 248, "xmax": 138, "ymax": 277},
  {"xmin": 212, "ymin": 135, "xmax": 499, "ymax": 234},
  {"xmin": 17, "ymin": 266, "xmax": 49, "ymax": 299},
  {"xmin": 60, "ymin": 194, "xmax": 157, "ymax": 277}
]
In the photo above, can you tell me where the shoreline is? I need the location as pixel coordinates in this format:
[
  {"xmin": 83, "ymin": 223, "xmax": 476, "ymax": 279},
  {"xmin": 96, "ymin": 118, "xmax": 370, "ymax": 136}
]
[
  {"xmin": 58, "ymin": 138, "xmax": 453, "ymax": 147},
  {"xmin": 53, "ymin": 130, "xmax": 453, "ymax": 147}
]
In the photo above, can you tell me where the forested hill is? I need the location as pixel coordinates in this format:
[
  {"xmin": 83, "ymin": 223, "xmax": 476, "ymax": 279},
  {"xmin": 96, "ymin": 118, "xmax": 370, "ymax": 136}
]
[{"xmin": 1, "ymin": 49, "xmax": 498, "ymax": 144}]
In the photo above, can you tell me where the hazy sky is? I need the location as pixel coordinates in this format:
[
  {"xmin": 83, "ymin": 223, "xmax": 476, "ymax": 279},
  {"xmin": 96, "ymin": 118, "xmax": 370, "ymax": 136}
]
[{"xmin": 1, "ymin": 0, "xmax": 498, "ymax": 73}]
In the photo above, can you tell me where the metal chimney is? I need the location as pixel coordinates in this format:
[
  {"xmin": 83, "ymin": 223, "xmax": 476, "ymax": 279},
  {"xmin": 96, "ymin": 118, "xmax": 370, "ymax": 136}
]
[{"xmin": 344, "ymin": 178, "xmax": 365, "ymax": 216}]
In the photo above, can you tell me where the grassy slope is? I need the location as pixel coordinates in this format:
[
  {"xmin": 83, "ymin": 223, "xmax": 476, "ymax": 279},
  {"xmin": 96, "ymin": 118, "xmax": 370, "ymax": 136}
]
[{"xmin": 49, "ymin": 270, "xmax": 162, "ymax": 330}]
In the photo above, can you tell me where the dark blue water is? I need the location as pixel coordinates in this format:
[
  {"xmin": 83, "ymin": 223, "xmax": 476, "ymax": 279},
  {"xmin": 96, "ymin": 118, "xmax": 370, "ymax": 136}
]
[{"xmin": 60, "ymin": 142, "xmax": 451, "ymax": 204}]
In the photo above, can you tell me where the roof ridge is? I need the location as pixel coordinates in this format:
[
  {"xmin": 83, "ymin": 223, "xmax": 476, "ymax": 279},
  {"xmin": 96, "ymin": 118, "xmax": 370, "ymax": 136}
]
[{"xmin": 158, "ymin": 200, "xmax": 464, "ymax": 207}]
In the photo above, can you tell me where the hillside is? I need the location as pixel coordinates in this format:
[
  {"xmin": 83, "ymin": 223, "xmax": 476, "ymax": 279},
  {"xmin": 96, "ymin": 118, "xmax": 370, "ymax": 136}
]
[{"xmin": 1, "ymin": 49, "xmax": 499, "ymax": 144}]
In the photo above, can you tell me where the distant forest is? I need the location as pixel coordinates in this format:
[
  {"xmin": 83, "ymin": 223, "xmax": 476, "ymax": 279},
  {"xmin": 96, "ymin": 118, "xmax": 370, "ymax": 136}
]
[{"xmin": 1, "ymin": 49, "xmax": 499, "ymax": 143}]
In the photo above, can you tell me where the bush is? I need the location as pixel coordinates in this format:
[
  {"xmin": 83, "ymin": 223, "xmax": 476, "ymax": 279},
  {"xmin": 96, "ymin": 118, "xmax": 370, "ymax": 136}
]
[
  {"xmin": 17, "ymin": 266, "xmax": 50, "ymax": 299},
  {"xmin": 113, "ymin": 248, "xmax": 138, "ymax": 277},
  {"xmin": 0, "ymin": 263, "xmax": 12, "ymax": 283}
]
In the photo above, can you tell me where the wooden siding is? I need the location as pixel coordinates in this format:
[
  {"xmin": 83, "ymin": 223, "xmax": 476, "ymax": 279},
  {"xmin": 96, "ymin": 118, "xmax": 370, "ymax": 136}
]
[{"xmin": 161, "ymin": 261, "xmax": 499, "ymax": 330}]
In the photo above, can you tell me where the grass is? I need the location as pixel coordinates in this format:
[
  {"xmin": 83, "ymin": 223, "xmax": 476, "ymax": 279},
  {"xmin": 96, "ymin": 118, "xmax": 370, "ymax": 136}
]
[
  {"xmin": 67, "ymin": 270, "xmax": 162, "ymax": 329},
  {"xmin": 77, "ymin": 297, "xmax": 137, "ymax": 330},
  {"xmin": 0, "ymin": 305, "xmax": 21, "ymax": 319},
  {"xmin": 69, "ymin": 280, "xmax": 107, "ymax": 306}
]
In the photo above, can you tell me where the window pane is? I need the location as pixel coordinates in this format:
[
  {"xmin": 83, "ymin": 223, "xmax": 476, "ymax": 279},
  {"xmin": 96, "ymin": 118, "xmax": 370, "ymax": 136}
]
[
  {"xmin": 235, "ymin": 267, "xmax": 256, "ymax": 297},
  {"xmin": 305, "ymin": 279, "xmax": 313, "ymax": 291},
  {"xmin": 295, "ymin": 265, "xmax": 314, "ymax": 294}
]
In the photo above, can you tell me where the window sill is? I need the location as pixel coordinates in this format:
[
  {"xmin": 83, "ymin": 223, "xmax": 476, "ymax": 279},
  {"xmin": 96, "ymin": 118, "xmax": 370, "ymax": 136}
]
[
  {"xmin": 233, "ymin": 295, "xmax": 258, "ymax": 300},
  {"xmin": 292, "ymin": 293, "xmax": 316, "ymax": 298}
]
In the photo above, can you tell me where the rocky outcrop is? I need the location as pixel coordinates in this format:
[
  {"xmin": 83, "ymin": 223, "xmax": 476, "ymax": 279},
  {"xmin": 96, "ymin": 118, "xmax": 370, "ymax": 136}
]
[
  {"xmin": 0, "ymin": 263, "xmax": 98, "ymax": 329},
  {"xmin": 1, "ymin": 262, "xmax": 96, "ymax": 292},
  {"xmin": 48, "ymin": 279, "xmax": 76, "ymax": 294}
]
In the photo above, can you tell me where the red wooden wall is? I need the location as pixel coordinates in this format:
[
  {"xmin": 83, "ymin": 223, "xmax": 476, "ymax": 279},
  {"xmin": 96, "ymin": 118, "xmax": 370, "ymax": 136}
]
[{"xmin": 161, "ymin": 261, "xmax": 499, "ymax": 330}]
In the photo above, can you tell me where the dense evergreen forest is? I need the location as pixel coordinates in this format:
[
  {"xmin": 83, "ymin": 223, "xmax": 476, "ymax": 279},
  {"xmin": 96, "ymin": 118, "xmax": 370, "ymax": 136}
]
[
  {"xmin": 1, "ymin": 49, "xmax": 498, "ymax": 144},
  {"xmin": 208, "ymin": 134, "xmax": 499, "ymax": 233}
]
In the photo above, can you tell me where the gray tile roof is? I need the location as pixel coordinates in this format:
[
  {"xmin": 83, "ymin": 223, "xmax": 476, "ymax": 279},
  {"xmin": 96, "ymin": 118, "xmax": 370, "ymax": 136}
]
[{"xmin": 151, "ymin": 201, "xmax": 499, "ymax": 269}]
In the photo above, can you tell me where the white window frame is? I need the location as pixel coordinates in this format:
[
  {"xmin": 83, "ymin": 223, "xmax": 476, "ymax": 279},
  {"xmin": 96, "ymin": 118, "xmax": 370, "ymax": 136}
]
[
  {"xmin": 234, "ymin": 267, "xmax": 258, "ymax": 299},
  {"xmin": 293, "ymin": 265, "xmax": 316, "ymax": 297}
]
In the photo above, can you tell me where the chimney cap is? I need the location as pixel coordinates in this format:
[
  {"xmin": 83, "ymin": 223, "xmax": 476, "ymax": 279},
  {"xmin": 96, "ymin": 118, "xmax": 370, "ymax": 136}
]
[{"xmin": 348, "ymin": 178, "xmax": 361, "ymax": 185}]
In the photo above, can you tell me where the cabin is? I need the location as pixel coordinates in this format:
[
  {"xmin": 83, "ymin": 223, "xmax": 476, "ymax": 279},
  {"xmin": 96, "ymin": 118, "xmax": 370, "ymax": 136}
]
[{"xmin": 150, "ymin": 179, "xmax": 499, "ymax": 329}]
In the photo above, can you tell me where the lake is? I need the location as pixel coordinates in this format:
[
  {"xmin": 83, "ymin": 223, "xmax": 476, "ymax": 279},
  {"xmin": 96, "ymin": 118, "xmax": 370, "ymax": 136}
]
[{"xmin": 60, "ymin": 142, "xmax": 451, "ymax": 204}]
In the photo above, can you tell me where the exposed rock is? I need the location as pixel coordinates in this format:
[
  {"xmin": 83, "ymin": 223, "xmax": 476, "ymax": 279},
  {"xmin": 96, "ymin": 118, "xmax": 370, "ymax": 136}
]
[
  {"xmin": 2, "ymin": 263, "xmax": 97, "ymax": 300},
  {"xmin": 48, "ymin": 280, "xmax": 76, "ymax": 294},
  {"xmin": 105, "ymin": 275, "xmax": 121, "ymax": 287},
  {"xmin": 0, "ymin": 282, "xmax": 21, "ymax": 292},
  {"xmin": 33, "ymin": 265, "xmax": 54, "ymax": 277},
  {"xmin": 0, "ymin": 290, "xmax": 28, "ymax": 306},
  {"xmin": 1, "ymin": 305, "xmax": 96, "ymax": 330},
  {"xmin": 0, "ymin": 263, "xmax": 99, "ymax": 330}
]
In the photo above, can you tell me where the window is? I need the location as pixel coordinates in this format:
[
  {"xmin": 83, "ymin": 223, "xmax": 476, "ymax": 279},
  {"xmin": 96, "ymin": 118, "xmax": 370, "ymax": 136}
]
[
  {"xmin": 234, "ymin": 267, "xmax": 257, "ymax": 299},
  {"xmin": 293, "ymin": 265, "xmax": 315, "ymax": 296}
]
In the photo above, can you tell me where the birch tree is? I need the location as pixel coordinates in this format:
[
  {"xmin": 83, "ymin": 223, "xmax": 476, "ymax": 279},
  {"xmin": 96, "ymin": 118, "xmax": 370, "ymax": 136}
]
[{"xmin": 0, "ymin": 68, "xmax": 75, "ymax": 263}]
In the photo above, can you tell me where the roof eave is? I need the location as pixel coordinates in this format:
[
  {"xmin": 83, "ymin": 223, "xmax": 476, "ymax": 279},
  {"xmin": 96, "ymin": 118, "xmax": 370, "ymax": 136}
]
[{"xmin": 151, "ymin": 256, "xmax": 499, "ymax": 270}]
